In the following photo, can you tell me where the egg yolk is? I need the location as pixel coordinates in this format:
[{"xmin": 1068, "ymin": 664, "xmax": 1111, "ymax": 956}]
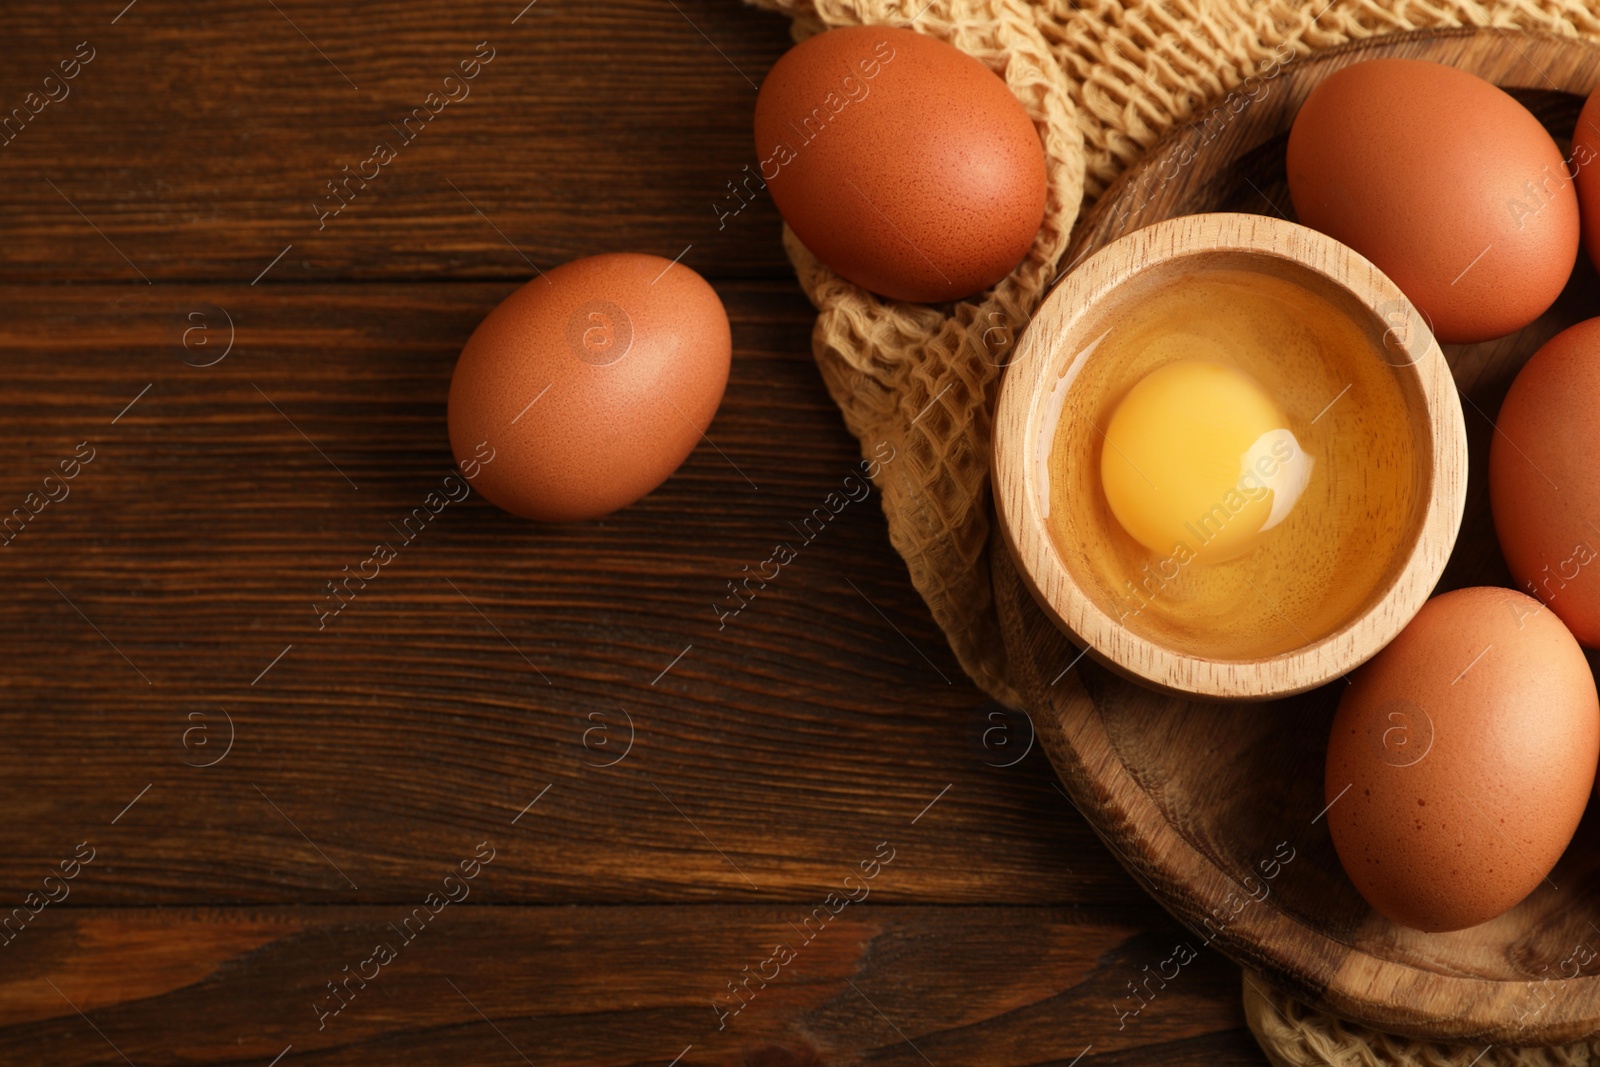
[{"xmin": 1100, "ymin": 359, "xmax": 1312, "ymax": 565}]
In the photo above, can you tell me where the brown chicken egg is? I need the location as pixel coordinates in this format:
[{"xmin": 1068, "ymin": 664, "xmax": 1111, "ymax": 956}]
[
  {"xmin": 754, "ymin": 25, "xmax": 1047, "ymax": 303},
  {"xmin": 1287, "ymin": 59, "xmax": 1578, "ymax": 343},
  {"xmin": 1568, "ymin": 85, "xmax": 1600, "ymax": 273},
  {"xmin": 1490, "ymin": 316, "xmax": 1600, "ymax": 645},
  {"xmin": 447, "ymin": 253, "xmax": 731, "ymax": 522},
  {"xmin": 1325, "ymin": 586, "xmax": 1599, "ymax": 933}
]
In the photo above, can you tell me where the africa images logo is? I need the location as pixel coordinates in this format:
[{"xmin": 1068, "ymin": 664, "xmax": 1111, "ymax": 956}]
[{"xmin": 565, "ymin": 299, "xmax": 633, "ymax": 366}]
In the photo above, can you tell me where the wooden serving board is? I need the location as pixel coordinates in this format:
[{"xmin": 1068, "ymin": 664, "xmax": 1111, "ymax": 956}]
[{"xmin": 995, "ymin": 27, "xmax": 1600, "ymax": 1044}]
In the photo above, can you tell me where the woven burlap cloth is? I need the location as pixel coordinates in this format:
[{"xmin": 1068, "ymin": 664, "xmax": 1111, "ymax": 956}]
[{"xmin": 741, "ymin": 0, "xmax": 1600, "ymax": 1061}]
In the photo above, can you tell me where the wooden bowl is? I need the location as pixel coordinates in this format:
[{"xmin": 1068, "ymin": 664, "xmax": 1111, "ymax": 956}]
[
  {"xmin": 993, "ymin": 213, "xmax": 1467, "ymax": 701},
  {"xmin": 992, "ymin": 28, "xmax": 1600, "ymax": 1043}
]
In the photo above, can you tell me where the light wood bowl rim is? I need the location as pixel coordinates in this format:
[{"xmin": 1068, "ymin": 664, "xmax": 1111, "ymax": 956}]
[{"xmin": 993, "ymin": 212, "xmax": 1469, "ymax": 700}]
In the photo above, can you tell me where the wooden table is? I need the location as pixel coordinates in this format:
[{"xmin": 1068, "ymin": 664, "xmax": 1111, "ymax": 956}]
[{"xmin": 0, "ymin": 2, "xmax": 1267, "ymax": 1062}]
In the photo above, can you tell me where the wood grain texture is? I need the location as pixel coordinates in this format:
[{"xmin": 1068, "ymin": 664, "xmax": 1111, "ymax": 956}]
[
  {"xmin": 997, "ymin": 28, "xmax": 1600, "ymax": 1044},
  {"xmin": 0, "ymin": 0, "xmax": 1277, "ymax": 1062},
  {"xmin": 0, "ymin": 0, "xmax": 795, "ymax": 282},
  {"xmin": 992, "ymin": 213, "xmax": 1467, "ymax": 700},
  {"xmin": 0, "ymin": 906, "xmax": 1265, "ymax": 1066},
  {"xmin": 0, "ymin": 280, "xmax": 1131, "ymax": 907}
]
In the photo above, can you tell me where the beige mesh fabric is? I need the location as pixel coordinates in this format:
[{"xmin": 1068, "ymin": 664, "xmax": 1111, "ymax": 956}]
[
  {"xmin": 741, "ymin": 0, "xmax": 1600, "ymax": 1058},
  {"xmin": 1243, "ymin": 970, "xmax": 1600, "ymax": 1065},
  {"xmin": 741, "ymin": 0, "xmax": 1600, "ymax": 712}
]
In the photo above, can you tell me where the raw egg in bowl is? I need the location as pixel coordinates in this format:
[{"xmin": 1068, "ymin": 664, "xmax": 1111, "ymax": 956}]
[{"xmin": 992, "ymin": 213, "xmax": 1468, "ymax": 700}]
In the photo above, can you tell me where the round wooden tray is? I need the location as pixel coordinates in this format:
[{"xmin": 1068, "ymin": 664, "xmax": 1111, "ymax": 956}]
[{"xmin": 994, "ymin": 27, "xmax": 1600, "ymax": 1044}]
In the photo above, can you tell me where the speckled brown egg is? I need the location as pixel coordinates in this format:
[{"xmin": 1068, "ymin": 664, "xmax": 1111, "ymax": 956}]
[
  {"xmin": 1490, "ymin": 317, "xmax": 1600, "ymax": 646},
  {"xmin": 1287, "ymin": 59, "xmax": 1578, "ymax": 343},
  {"xmin": 754, "ymin": 25, "xmax": 1047, "ymax": 303},
  {"xmin": 1325, "ymin": 586, "xmax": 1598, "ymax": 932},
  {"xmin": 447, "ymin": 253, "xmax": 730, "ymax": 522},
  {"xmin": 1568, "ymin": 85, "xmax": 1600, "ymax": 272}
]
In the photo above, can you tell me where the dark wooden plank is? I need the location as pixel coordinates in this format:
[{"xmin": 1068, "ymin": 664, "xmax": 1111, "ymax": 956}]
[
  {"xmin": 0, "ymin": 0, "xmax": 1277, "ymax": 1059},
  {"xmin": 0, "ymin": 280, "xmax": 1121, "ymax": 905},
  {"xmin": 0, "ymin": 0, "xmax": 794, "ymax": 282},
  {"xmin": 0, "ymin": 906, "xmax": 1261, "ymax": 1066}
]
